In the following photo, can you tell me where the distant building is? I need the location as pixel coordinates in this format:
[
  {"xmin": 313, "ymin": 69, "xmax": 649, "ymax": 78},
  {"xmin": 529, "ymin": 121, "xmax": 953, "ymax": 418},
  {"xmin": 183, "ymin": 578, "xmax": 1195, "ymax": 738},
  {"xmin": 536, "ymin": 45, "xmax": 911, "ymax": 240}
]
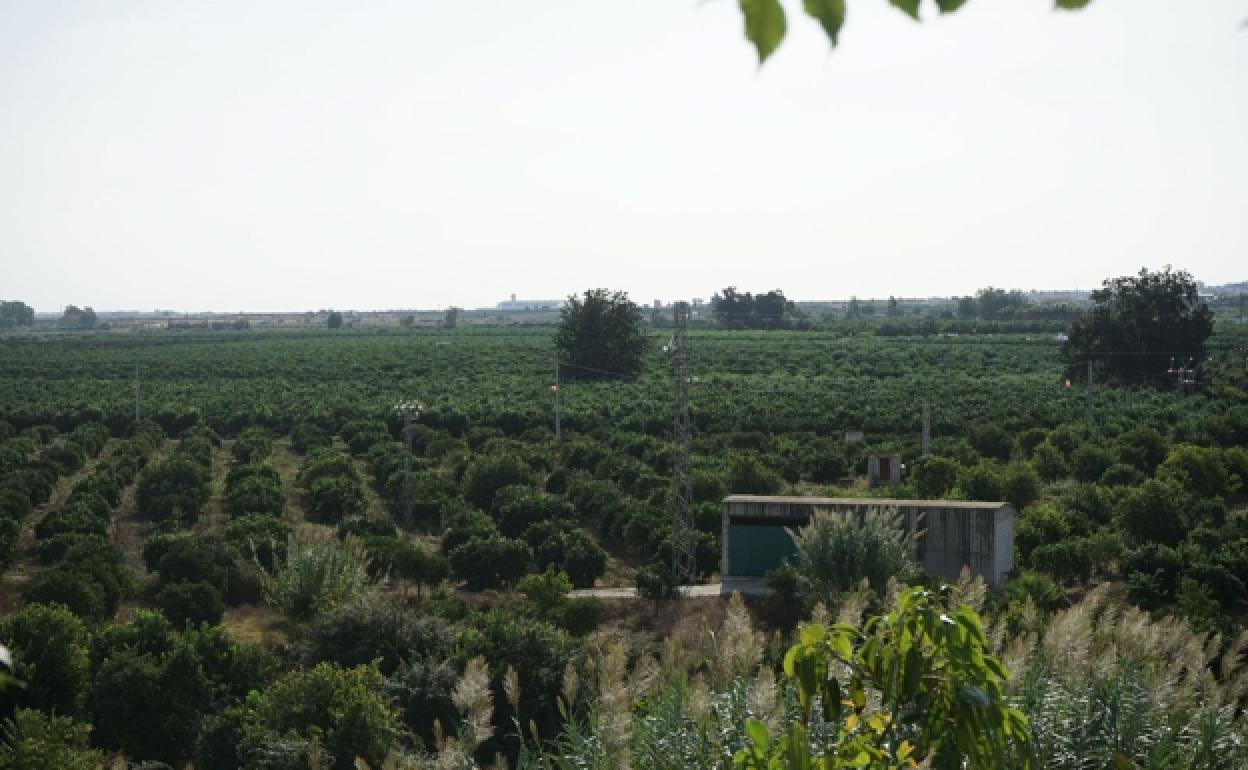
[
  {"xmin": 495, "ymin": 297, "xmax": 563, "ymax": 311},
  {"xmin": 720, "ymin": 495, "xmax": 1015, "ymax": 587}
]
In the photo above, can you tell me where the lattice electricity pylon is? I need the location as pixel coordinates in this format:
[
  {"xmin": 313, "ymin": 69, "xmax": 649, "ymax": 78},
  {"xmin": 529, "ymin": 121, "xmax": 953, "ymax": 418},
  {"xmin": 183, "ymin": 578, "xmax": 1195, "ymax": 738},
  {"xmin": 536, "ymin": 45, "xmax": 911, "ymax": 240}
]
[
  {"xmin": 670, "ymin": 301, "xmax": 695, "ymax": 587},
  {"xmin": 394, "ymin": 399, "xmax": 422, "ymax": 529}
]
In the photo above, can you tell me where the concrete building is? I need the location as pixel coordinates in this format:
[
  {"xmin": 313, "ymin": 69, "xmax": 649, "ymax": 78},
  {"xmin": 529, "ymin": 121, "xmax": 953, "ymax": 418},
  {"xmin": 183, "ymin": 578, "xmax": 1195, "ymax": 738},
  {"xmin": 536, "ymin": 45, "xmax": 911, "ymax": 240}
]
[
  {"xmin": 720, "ymin": 495, "xmax": 1015, "ymax": 587},
  {"xmin": 867, "ymin": 454, "xmax": 902, "ymax": 487}
]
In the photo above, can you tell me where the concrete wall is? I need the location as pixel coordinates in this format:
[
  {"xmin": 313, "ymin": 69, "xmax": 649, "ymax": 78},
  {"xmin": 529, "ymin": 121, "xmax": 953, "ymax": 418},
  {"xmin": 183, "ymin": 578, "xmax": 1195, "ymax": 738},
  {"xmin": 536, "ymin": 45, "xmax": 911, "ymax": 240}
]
[{"xmin": 721, "ymin": 495, "xmax": 1014, "ymax": 587}]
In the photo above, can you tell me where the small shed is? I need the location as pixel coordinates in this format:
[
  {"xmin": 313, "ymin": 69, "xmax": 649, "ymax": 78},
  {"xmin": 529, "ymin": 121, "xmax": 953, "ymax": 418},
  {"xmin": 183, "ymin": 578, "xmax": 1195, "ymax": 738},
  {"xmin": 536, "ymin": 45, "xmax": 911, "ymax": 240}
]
[
  {"xmin": 867, "ymin": 454, "xmax": 902, "ymax": 487},
  {"xmin": 721, "ymin": 495, "xmax": 1015, "ymax": 587}
]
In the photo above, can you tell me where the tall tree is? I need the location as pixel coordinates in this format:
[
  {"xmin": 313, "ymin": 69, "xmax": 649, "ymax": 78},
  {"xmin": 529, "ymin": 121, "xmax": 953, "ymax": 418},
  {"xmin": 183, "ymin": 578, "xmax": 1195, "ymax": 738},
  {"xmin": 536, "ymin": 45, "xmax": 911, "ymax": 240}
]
[
  {"xmin": 327, "ymin": 311, "xmax": 343, "ymax": 330},
  {"xmin": 57, "ymin": 305, "xmax": 96, "ymax": 330},
  {"xmin": 1064, "ymin": 267, "xmax": 1213, "ymax": 385},
  {"xmin": 554, "ymin": 289, "xmax": 647, "ymax": 379},
  {"xmin": 0, "ymin": 300, "xmax": 34, "ymax": 328},
  {"xmin": 443, "ymin": 306, "xmax": 460, "ymax": 329}
]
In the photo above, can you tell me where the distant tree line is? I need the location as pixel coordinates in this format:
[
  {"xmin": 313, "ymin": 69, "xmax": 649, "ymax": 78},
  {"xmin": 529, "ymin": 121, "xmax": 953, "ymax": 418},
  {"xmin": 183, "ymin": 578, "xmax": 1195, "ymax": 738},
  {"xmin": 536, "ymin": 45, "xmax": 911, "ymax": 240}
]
[
  {"xmin": 58, "ymin": 305, "xmax": 97, "ymax": 330},
  {"xmin": 710, "ymin": 287, "xmax": 807, "ymax": 330}
]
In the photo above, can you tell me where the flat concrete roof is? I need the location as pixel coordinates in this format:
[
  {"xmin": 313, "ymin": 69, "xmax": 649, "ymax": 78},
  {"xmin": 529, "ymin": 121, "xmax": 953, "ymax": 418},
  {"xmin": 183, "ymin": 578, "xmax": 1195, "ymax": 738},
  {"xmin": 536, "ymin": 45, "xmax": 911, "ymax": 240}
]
[{"xmin": 722, "ymin": 495, "xmax": 1009, "ymax": 510}]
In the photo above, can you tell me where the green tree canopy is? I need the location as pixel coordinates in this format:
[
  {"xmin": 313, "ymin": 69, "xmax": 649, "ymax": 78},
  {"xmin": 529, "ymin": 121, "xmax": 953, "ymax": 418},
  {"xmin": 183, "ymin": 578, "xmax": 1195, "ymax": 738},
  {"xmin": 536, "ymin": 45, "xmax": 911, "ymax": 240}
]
[
  {"xmin": 1064, "ymin": 266, "xmax": 1214, "ymax": 385},
  {"xmin": 0, "ymin": 300, "xmax": 34, "ymax": 329},
  {"xmin": 56, "ymin": 305, "xmax": 96, "ymax": 330},
  {"xmin": 554, "ymin": 288, "xmax": 647, "ymax": 380}
]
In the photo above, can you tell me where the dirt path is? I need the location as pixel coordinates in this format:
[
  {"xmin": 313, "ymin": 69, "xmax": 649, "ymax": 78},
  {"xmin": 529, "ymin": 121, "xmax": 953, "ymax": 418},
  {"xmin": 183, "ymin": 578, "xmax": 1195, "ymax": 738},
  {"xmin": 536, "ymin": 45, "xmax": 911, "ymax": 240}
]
[
  {"xmin": 112, "ymin": 439, "xmax": 176, "ymax": 578},
  {"xmin": 0, "ymin": 439, "xmax": 123, "ymax": 609},
  {"xmin": 193, "ymin": 439, "xmax": 235, "ymax": 536}
]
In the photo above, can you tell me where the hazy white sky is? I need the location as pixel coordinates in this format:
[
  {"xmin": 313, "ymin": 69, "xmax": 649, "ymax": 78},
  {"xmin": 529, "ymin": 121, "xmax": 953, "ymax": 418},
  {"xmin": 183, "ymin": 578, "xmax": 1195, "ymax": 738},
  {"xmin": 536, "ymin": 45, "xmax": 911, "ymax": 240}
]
[{"xmin": 1, "ymin": 1, "xmax": 1245, "ymax": 312}]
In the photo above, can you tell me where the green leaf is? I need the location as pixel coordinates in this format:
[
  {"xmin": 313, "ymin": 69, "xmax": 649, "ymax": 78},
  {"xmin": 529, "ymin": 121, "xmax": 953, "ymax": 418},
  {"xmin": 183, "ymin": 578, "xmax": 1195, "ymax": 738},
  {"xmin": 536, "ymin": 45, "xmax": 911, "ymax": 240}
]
[
  {"xmin": 799, "ymin": 623, "xmax": 825, "ymax": 645},
  {"xmin": 740, "ymin": 0, "xmax": 788, "ymax": 64},
  {"xmin": 802, "ymin": 0, "xmax": 847, "ymax": 47},
  {"xmin": 889, "ymin": 0, "xmax": 921, "ymax": 20},
  {"xmin": 746, "ymin": 718, "xmax": 771, "ymax": 750},
  {"xmin": 1056, "ymin": 0, "xmax": 1094, "ymax": 9},
  {"xmin": 934, "ymin": 0, "xmax": 969, "ymax": 11}
]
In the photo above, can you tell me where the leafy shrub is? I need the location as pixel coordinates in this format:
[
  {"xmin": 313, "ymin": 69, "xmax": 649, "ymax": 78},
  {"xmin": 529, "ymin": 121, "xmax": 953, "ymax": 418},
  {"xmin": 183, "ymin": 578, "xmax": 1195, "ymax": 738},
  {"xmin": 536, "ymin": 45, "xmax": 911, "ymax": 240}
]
[
  {"xmin": 25, "ymin": 539, "xmax": 131, "ymax": 621},
  {"xmin": 448, "ymin": 535, "xmax": 532, "ymax": 590},
  {"xmin": 531, "ymin": 526, "xmax": 607, "ymax": 588},
  {"xmin": 1070, "ymin": 444, "xmax": 1115, "ymax": 482},
  {"xmin": 136, "ymin": 454, "xmax": 211, "ymax": 526},
  {"xmin": 789, "ymin": 507, "xmax": 917, "ymax": 606},
  {"xmin": 1030, "ymin": 440, "xmax": 1068, "ymax": 481},
  {"xmin": 1099, "ymin": 462, "xmax": 1145, "ymax": 486},
  {"xmin": 337, "ymin": 516, "xmax": 397, "ymax": 540},
  {"xmin": 33, "ymin": 502, "xmax": 108, "ymax": 540},
  {"xmin": 41, "ymin": 443, "xmax": 86, "ymax": 475},
  {"xmin": 224, "ymin": 471, "xmax": 284, "ymax": 518},
  {"xmin": 238, "ymin": 663, "xmax": 400, "ymax": 770},
  {"xmin": 490, "ymin": 486, "xmax": 574, "ymax": 538},
  {"xmin": 462, "ymin": 452, "xmax": 533, "ymax": 511},
  {"xmin": 157, "ymin": 580, "xmax": 225, "ymax": 627},
  {"xmin": 0, "ymin": 709, "xmax": 103, "ymax": 770},
  {"xmin": 1003, "ymin": 570, "xmax": 1063, "ymax": 614},
  {"xmin": 636, "ymin": 563, "xmax": 677, "ymax": 602},
  {"xmin": 387, "ymin": 659, "xmax": 458, "ymax": 750},
  {"xmin": 1000, "ymin": 462, "xmax": 1042, "ymax": 509},
  {"xmin": 223, "ymin": 514, "xmax": 291, "ymax": 570},
  {"xmin": 364, "ymin": 536, "xmax": 449, "ymax": 590},
  {"xmin": 1029, "ymin": 538, "xmax": 1094, "ymax": 585},
  {"xmin": 230, "ymin": 426, "xmax": 272, "ymax": 464},
  {"xmin": 440, "ymin": 508, "xmax": 499, "ymax": 554},
  {"xmin": 142, "ymin": 532, "xmax": 191, "ymax": 572},
  {"xmin": 967, "ymin": 422, "xmax": 1012, "ymax": 461},
  {"xmin": 289, "ymin": 421, "xmax": 331, "ymax": 454},
  {"xmin": 957, "ymin": 460, "xmax": 1004, "ymax": 501},
  {"xmin": 0, "ymin": 488, "xmax": 32, "ymax": 521},
  {"xmin": 24, "ymin": 572, "xmax": 111, "ymax": 623},
  {"xmin": 804, "ymin": 445, "xmax": 849, "ymax": 484},
  {"xmin": 154, "ymin": 534, "xmax": 235, "ymax": 593},
  {"xmin": 307, "ymin": 475, "xmax": 367, "ymax": 524},
  {"xmin": 36, "ymin": 533, "xmax": 109, "ymax": 565},
  {"xmin": 263, "ymin": 532, "xmax": 374, "ymax": 621},
  {"xmin": 298, "ymin": 449, "xmax": 359, "ymax": 488},
  {"xmin": 555, "ymin": 597, "xmax": 604, "ymax": 636},
  {"xmin": 300, "ymin": 594, "xmax": 454, "ymax": 675},
  {"xmin": 91, "ymin": 646, "xmax": 211, "ymax": 766},
  {"xmin": 341, "ymin": 419, "xmax": 391, "ymax": 456},
  {"xmin": 1116, "ymin": 478, "xmax": 1189, "ymax": 547},
  {"xmin": 1115, "ymin": 425, "xmax": 1168, "ymax": 472},
  {"xmin": 1158, "ymin": 444, "xmax": 1235, "ymax": 498},
  {"xmin": 725, "ymin": 452, "xmax": 784, "ymax": 495},
  {"xmin": 912, "ymin": 456, "xmax": 960, "ymax": 497},
  {"xmin": 1016, "ymin": 504, "xmax": 1072, "ymax": 564},
  {"xmin": 0, "ymin": 602, "xmax": 91, "ymax": 717}
]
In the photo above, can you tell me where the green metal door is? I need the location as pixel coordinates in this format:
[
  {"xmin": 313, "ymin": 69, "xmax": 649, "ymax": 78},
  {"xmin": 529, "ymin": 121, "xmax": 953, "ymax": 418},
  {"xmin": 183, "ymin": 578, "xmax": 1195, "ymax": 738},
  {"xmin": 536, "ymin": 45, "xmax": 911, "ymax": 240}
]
[{"xmin": 727, "ymin": 522, "xmax": 798, "ymax": 577}]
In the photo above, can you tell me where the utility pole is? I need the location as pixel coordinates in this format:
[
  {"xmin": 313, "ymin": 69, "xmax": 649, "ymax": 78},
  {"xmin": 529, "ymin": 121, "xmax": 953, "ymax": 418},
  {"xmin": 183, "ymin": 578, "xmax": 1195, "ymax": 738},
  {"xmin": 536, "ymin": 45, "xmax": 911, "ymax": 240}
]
[
  {"xmin": 921, "ymin": 402, "xmax": 931, "ymax": 456},
  {"xmin": 553, "ymin": 356, "xmax": 562, "ymax": 441},
  {"xmin": 670, "ymin": 301, "xmax": 695, "ymax": 588},
  {"xmin": 1086, "ymin": 359, "xmax": 1094, "ymax": 425},
  {"xmin": 134, "ymin": 363, "xmax": 141, "ymax": 423},
  {"xmin": 394, "ymin": 400, "xmax": 422, "ymax": 529}
]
